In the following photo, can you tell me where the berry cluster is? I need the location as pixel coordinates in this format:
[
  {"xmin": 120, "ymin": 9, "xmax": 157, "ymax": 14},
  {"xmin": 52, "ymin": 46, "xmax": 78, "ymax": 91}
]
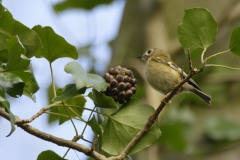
[{"xmin": 103, "ymin": 66, "xmax": 137, "ymax": 104}]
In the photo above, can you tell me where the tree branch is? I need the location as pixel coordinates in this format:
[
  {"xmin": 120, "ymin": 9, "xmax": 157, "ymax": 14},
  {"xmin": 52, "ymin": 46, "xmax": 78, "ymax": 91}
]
[{"xmin": 0, "ymin": 108, "xmax": 107, "ymax": 160}]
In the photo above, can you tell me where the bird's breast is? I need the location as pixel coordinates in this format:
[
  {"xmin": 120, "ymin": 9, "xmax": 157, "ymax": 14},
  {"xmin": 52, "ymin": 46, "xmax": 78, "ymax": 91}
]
[{"xmin": 145, "ymin": 60, "xmax": 181, "ymax": 94}]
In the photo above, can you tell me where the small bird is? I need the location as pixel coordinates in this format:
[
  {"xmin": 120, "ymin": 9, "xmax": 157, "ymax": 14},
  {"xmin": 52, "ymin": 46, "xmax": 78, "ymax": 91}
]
[{"xmin": 137, "ymin": 48, "xmax": 212, "ymax": 105}]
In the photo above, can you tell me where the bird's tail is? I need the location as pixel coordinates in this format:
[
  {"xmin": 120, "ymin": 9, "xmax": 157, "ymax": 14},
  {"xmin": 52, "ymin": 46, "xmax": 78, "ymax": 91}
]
[{"xmin": 191, "ymin": 88, "xmax": 212, "ymax": 105}]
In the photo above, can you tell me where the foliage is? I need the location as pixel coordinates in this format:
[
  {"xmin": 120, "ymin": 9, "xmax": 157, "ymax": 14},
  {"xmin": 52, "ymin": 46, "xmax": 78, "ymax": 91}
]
[
  {"xmin": 1, "ymin": 3, "xmax": 240, "ymax": 160},
  {"xmin": 53, "ymin": 0, "xmax": 114, "ymax": 12},
  {"xmin": 37, "ymin": 150, "xmax": 66, "ymax": 160},
  {"xmin": 178, "ymin": 8, "xmax": 217, "ymax": 59}
]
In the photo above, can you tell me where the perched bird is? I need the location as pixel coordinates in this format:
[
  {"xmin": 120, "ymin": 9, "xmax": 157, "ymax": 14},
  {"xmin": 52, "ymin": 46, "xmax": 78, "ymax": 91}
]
[{"xmin": 137, "ymin": 48, "xmax": 211, "ymax": 105}]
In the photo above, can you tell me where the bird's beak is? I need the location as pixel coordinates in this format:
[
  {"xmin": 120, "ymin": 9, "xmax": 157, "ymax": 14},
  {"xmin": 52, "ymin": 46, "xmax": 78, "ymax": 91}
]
[{"xmin": 136, "ymin": 56, "xmax": 142, "ymax": 58}]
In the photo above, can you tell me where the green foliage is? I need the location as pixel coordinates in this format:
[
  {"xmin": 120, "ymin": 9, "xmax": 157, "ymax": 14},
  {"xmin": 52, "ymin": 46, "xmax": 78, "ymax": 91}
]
[
  {"xmin": 178, "ymin": 8, "xmax": 217, "ymax": 58},
  {"xmin": 102, "ymin": 98, "xmax": 161, "ymax": 155},
  {"xmin": 0, "ymin": 4, "xmax": 41, "ymax": 60},
  {"xmin": 229, "ymin": 26, "xmax": 240, "ymax": 56},
  {"xmin": 0, "ymin": 96, "xmax": 15, "ymax": 136},
  {"xmin": 0, "ymin": 4, "xmax": 40, "ymax": 102},
  {"xmin": 52, "ymin": 84, "xmax": 86, "ymax": 102},
  {"xmin": 204, "ymin": 117, "xmax": 240, "ymax": 141},
  {"xmin": 37, "ymin": 150, "xmax": 66, "ymax": 160},
  {"xmin": 59, "ymin": 96, "xmax": 86, "ymax": 124},
  {"xmin": 88, "ymin": 115, "xmax": 103, "ymax": 148},
  {"xmin": 53, "ymin": 0, "xmax": 114, "ymax": 12},
  {"xmin": 32, "ymin": 25, "xmax": 78, "ymax": 63},
  {"xmin": 64, "ymin": 61, "xmax": 107, "ymax": 91},
  {"xmin": 159, "ymin": 123, "xmax": 187, "ymax": 151},
  {"xmin": 0, "ymin": 72, "xmax": 24, "ymax": 97},
  {"xmin": 158, "ymin": 106, "xmax": 195, "ymax": 152},
  {"xmin": 6, "ymin": 36, "xmax": 28, "ymax": 70},
  {"xmin": 4, "ymin": 36, "xmax": 39, "ymax": 101},
  {"xmin": 49, "ymin": 86, "xmax": 87, "ymax": 125},
  {"xmin": 88, "ymin": 89, "xmax": 118, "ymax": 109}
]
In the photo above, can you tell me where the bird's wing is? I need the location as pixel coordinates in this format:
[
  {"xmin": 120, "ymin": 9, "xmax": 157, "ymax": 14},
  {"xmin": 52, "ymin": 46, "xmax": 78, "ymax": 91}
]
[{"xmin": 152, "ymin": 57, "xmax": 201, "ymax": 90}]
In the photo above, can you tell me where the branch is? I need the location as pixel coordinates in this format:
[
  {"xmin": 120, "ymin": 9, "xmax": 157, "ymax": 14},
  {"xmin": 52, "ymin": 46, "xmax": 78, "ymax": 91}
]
[
  {"xmin": 108, "ymin": 49, "xmax": 203, "ymax": 160},
  {"xmin": 0, "ymin": 108, "xmax": 107, "ymax": 160},
  {"xmin": 17, "ymin": 102, "xmax": 62, "ymax": 124}
]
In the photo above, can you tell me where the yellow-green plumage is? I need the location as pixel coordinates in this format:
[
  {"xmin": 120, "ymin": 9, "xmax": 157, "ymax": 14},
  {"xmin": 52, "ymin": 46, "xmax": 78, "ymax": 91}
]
[{"xmin": 138, "ymin": 48, "xmax": 211, "ymax": 105}]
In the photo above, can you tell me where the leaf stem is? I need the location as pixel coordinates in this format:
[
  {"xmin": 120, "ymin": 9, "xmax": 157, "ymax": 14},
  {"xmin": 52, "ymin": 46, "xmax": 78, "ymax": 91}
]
[
  {"xmin": 66, "ymin": 105, "xmax": 110, "ymax": 118},
  {"xmin": 49, "ymin": 62, "xmax": 57, "ymax": 97},
  {"xmin": 205, "ymin": 49, "xmax": 230, "ymax": 62},
  {"xmin": 67, "ymin": 107, "xmax": 86, "ymax": 122},
  {"xmin": 201, "ymin": 48, "xmax": 206, "ymax": 64},
  {"xmin": 62, "ymin": 102, "xmax": 78, "ymax": 135},
  {"xmin": 205, "ymin": 64, "xmax": 240, "ymax": 70},
  {"xmin": 44, "ymin": 111, "xmax": 87, "ymax": 123},
  {"xmin": 80, "ymin": 107, "xmax": 96, "ymax": 137}
]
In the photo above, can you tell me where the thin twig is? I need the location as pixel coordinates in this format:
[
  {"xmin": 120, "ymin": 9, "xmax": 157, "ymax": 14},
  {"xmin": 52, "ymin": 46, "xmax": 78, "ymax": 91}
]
[
  {"xmin": 17, "ymin": 102, "xmax": 62, "ymax": 124},
  {"xmin": 16, "ymin": 108, "xmax": 45, "ymax": 124}
]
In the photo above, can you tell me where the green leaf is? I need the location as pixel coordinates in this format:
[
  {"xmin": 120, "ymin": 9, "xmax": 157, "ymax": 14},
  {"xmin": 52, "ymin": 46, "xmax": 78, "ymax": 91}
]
[
  {"xmin": 204, "ymin": 117, "xmax": 240, "ymax": 141},
  {"xmin": 60, "ymin": 96, "xmax": 86, "ymax": 124},
  {"xmin": 52, "ymin": 84, "xmax": 86, "ymax": 102},
  {"xmin": 2, "ymin": 36, "xmax": 39, "ymax": 100},
  {"xmin": 6, "ymin": 36, "xmax": 28, "ymax": 70},
  {"xmin": 0, "ymin": 96, "xmax": 15, "ymax": 136},
  {"xmin": 95, "ymin": 107, "xmax": 104, "ymax": 124},
  {"xmin": 37, "ymin": 150, "xmax": 66, "ymax": 160},
  {"xmin": 32, "ymin": 25, "xmax": 78, "ymax": 63},
  {"xmin": 14, "ymin": 71, "xmax": 38, "ymax": 100},
  {"xmin": 10, "ymin": 67, "xmax": 39, "ymax": 102},
  {"xmin": 0, "ymin": 4, "xmax": 42, "ymax": 60},
  {"xmin": 88, "ymin": 89, "xmax": 118, "ymax": 109},
  {"xmin": 0, "ymin": 4, "xmax": 40, "ymax": 100},
  {"xmin": 229, "ymin": 26, "xmax": 240, "ymax": 56},
  {"xmin": 1, "ymin": 35, "xmax": 39, "ymax": 100},
  {"xmin": 102, "ymin": 98, "xmax": 161, "ymax": 155},
  {"xmin": 88, "ymin": 115, "xmax": 103, "ymax": 147},
  {"xmin": 51, "ymin": 95, "xmax": 86, "ymax": 125},
  {"xmin": 54, "ymin": 0, "xmax": 113, "ymax": 12},
  {"xmin": 178, "ymin": 8, "xmax": 218, "ymax": 58},
  {"xmin": 0, "ymin": 72, "xmax": 24, "ymax": 97},
  {"xmin": 64, "ymin": 61, "xmax": 107, "ymax": 91}
]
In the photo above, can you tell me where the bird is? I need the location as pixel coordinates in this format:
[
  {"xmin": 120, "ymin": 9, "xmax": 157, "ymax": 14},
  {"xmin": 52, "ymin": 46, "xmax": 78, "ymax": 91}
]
[{"xmin": 137, "ymin": 48, "xmax": 212, "ymax": 105}]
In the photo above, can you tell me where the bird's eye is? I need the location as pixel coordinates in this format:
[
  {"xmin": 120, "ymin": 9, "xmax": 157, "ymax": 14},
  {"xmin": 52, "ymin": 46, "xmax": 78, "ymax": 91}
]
[{"xmin": 147, "ymin": 50, "xmax": 152, "ymax": 54}]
